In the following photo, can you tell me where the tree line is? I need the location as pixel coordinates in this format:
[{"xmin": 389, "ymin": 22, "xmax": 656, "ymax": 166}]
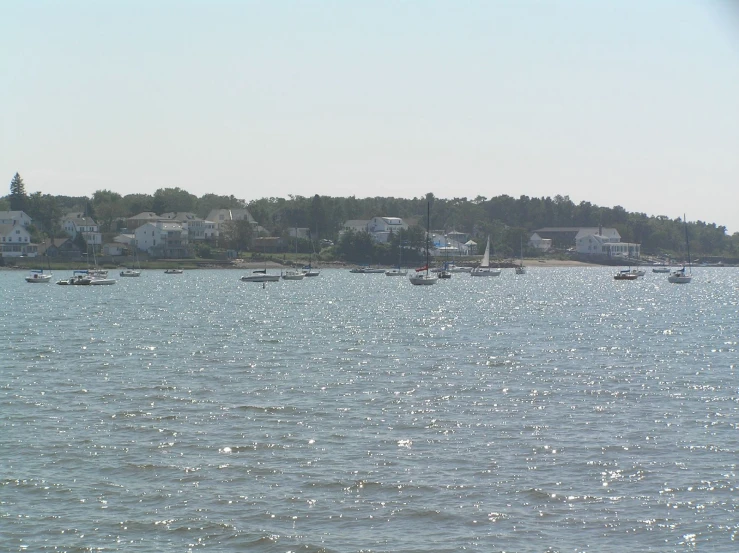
[{"xmin": 4, "ymin": 173, "xmax": 738, "ymax": 261}]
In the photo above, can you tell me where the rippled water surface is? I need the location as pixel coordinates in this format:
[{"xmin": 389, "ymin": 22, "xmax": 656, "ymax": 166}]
[{"xmin": 2, "ymin": 267, "xmax": 738, "ymax": 552}]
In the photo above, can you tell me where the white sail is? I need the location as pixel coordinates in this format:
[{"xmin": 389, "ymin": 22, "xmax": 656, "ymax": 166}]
[{"xmin": 481, "ymin": 237, "xmax": 490, "ymax": 268}]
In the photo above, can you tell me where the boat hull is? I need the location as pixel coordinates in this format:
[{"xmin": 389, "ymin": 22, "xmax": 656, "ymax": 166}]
[
  {"xmin": 409, "ymin": 276, "xmax": 436, "ymax": 285},
  {"xmin": 241, "ymin": 275, "xmax": 280, "ymax": 282},
  {"xmin": 470, "ymin": 268, "xmax": 501, "ymax": 277}
]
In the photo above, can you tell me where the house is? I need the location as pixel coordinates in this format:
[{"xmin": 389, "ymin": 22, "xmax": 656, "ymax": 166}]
[
  {"xmin": 161, "ymin": 212, "xmax": 216, "ymax": 241},
  {"xmin": 575, "ymin": 228, "xmax": 640, "ymax": 258},
  {"xmin": 127, "ymin": 212, "xmax": 162, "ymax": 231},
  {"xmin": 37, "ymin": 238, "xmax": 83, "ymax": 258},
  {"xmin": 103, "ymin": 243, "xmax": 126, "ymax": 256},
  {"xmin": 531, "ymin": 226, "xmax": 639, "ymax": 258},
  {"xmin": 432, "ymin": 234, "xmax": 471, "ymax": 256},
  {"xmin": 339, "ymin": 219, "xmax": 369, "ymax": 239},
  {"xmin": 528, "ymin": 233, "xmax": 552, "ymax": 252},
  {"xmin": 340, "ymin": 217, "xmax": 411, "ymax": 243},
  {"xmin": 62, "ymin": 213, "xmax": 102, "ymax": 248},
  {"xmin": 114, "ymin": 234, "xmax": 136, "ymax": 246},
  {"xmin": 0, "ymin": 223, "xmax": 37, "ymax": 257},
  {"xmin": 134, "ymin": 221, "xmax": 189, "ymax": 258},
  {"xmin": 0, "ymin": 210, "xmax": 33, "ymax": 227},
  {"xmin": 206, "ymin": 208, "xmax": 258, "ymax": 241}
]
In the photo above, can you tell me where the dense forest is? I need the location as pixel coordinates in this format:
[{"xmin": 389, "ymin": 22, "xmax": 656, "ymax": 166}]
[{"xmin": 3, "ymin": 173, "xmax": 738, "ymax": 262}]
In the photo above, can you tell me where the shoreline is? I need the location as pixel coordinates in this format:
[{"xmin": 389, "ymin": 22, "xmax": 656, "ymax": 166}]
[{"xmin": 2, "ymin": 258, "xmax": 713, "ymax": 270}]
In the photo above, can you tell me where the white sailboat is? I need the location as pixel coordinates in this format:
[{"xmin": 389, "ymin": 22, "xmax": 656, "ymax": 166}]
[
  {"xmin": 242, "ymin": 230, "xmax": 280, "ymax": 282},
  {"xmin": 515, "ymin": 236, "xmax": 526, "ymax": 275},
  {"xmin": 470, "ymin": 236, "xmax": 501, "ymax": 277},
  {"xmin": 409, "ymin": 203, "xmax": 436, "ymax": 286},
  {"xmin": 668, "ymin": 215, "xmax": 692, "ymax": 284},
  {"xmin": 120, "ymin": 240, "xmax": 142, "ymax": 277},
  {"xmin": 386, "ymin": 229, "xmax": 408, "ymax": 276},
  {"xmin": 283, "ymin": 228, "xmax": 305, "ymax": 280}
]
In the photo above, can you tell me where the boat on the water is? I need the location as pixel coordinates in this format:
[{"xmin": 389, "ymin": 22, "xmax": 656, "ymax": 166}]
[
  {"xmin": 164, "ymin": 269, "xmax": 184, "ymax": 274},
  {"xmin": 668, "ymin": 215, "xmax": 693, "ymax": 284},
  {"xmin": 350, "ymin": 266, "xmax": 385, "ymax": 274},
  {"xmin": 57, "ymin": 270, "xmax": 93, "ymax": 285},
  {"xmin": 470, "ymin": 237, "xmax": 501, "ymax": 277},
  {"xmin": 409, "ymin": 203, "xmax": 436, "ymax": 286},
  {"xmin": 25, "ymin": 269, "xmax": 52, "ymax": 283},
  {"xmin": 282, "ymin": 269, "xmax": 305, "ymax": 281},
  {"xmin": 241, "ymin": 269, "xmax": 280, "ymax": 283},
  {"xmin": 515, "ymin": 237, "xmax": 526, "ymax": 274}
]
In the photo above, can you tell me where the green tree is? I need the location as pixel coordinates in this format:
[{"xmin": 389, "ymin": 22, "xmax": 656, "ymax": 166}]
[
  {"xmin": 9, "ymin": 173, "xmax": 28, "ymax": 212},
  {"xmin": 151, "ymin": 187, "xmax": 197, "ymax": 214},
  {"xmin": 219, "ymin": 219, "xmax": 253, "ymax": 252}
]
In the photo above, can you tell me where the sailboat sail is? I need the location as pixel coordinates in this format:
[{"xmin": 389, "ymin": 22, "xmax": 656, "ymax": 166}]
[{"xmin": 481, "ymin": 237, "xmax": 490, "ymax": 267}]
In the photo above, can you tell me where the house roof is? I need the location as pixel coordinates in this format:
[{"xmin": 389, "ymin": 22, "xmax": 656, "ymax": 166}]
[
  {"xmin": 206, "ymin": 208, "xmax": 256, "ymax": 224},
  {"xmin": 0, "ymin": 223, "xmax": 30, "ymax": 236},
  {"xmin": 161, "ymin": 212, "xmax": 201, "ymax": 222},
  {"xmin": 380, "ymin": 217, "xmax": 404, "ymax": 225},
  {"xmin": 129, "ymin": 212, "xmax": 160, "ymax": 220},
  {"xmin": 0, "ymin": 210, "xmax": 31, "ymax": 221},
  {"xmin": 343, "ymin": 219, "xmax": 369, "ymax": 228},
  {"xmin": 64, "ymin": 213, "xmax": 98, "ymax": 226}
]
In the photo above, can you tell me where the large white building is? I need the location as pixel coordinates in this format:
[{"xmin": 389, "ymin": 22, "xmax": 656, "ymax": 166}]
[
  {"xmin": 134, "ymin": 221, "xmax": 190, "ymax": 258},
  {"xmin": 0, "ymin": 210, "xmax": 33, "ymax": 228},
  {"xmin": 575, "ymin": 228, "xmax": 640, "ymax": 258},
  {"xmin": 340, "ymin": 217, "xmax": 410, "ymax": 244},
  {"xmin": 0, "ymin": 222, "xmax": 37, "ymax": 257},
  {"xmin": 62, "ymin": 213, "xmax": 102, "ymax": 247}
]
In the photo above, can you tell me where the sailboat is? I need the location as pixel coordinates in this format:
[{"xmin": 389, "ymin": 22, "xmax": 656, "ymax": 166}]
[
  {"xmin": 386, "ymin": 229, "xmax": 408, "ymax": 276},
  {"xmin": 26, "ymin": 244, "xmax": 53, "ymax": 282},
  {"xmin": 303, "ymin": 232, "xmax": 321, "ymax": 277},
  {"xmin": 437, "ymin": 237, "xmax": 452, "ymax": 279},
  {"xmin": 282, "ymin": 227, "xmax": 305, "ymax": 280},
  {"xmin": 515, "ymin": 236, "xmax": 526, "ymax": 275},
  {"xmin": 241, "ymin": 230, "xmax": 280, "ymax": 282},
  {"xmin": 120, "ymin": 240, "xmax": 142, "ymax": 277},
  {"xmin": 409, "ymin": 203, "xmax": 437, "ymax": 286},
  {"xmin": 470, "ymin": 236, "xmax": 501, "ymax": 276},
  {"xmin": 668, "ymin": 215, "xmax": 692, "ymax": 284}
]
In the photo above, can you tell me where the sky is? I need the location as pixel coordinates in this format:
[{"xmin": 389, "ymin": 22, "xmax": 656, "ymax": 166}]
[{"xmin": 2, "ymin": 1, "xmax": 738, "ymax": 232}]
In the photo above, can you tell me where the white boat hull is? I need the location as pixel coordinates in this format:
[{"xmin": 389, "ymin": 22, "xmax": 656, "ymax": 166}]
[
  {"xmin": 409, "ymin": 275, "xmax": 436, "ymax": 285},
  {"xmin": 90, "ymin": 278, "xmax": 117, "ymax": 285},
  {"xmin": 25, "ymin": 274, "xmax": 52, "ymax": 283},
  {"xmin": 470, "ymin": 268, "xmax": 501, "ymax": 277}
]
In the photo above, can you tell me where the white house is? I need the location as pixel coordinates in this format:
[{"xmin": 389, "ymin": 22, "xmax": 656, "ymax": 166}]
[
  {"xmin": 206, "ymin": 208, "xmax": 257, "ymax": 238},
  {"xmin": 528, "ymin": 233, "xmax": 552, "ymax": 252},
  {"xmin": 62, "ymin": 213, "xmax": 102, "ymax": 247},
  {"xmin": 127, "ymin": 212, "xmax": 161, "ymax": 230},
  {"xmin": 134, "ymin": 221, "xmax": 189, "ymax": 258},
  {"xmin": 367, "ymin": 217, "xmax": 408, "ymax": 243},
  {"xmin": 0, "ymin": 223, "xmax": 37, "ymax": 257},
  {"xmin": 574, "ymin": 228, "xmax": 640, "ymax": 258},
  {"xmin": 161, "ymin": 212, "xmax": 216, "ymax": 241},
  {"xmin": 0, "ymin": 210, "xmax": 33, "ymax": 227}
]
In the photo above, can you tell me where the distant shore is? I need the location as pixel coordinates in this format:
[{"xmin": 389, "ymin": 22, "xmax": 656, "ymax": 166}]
[{"xmin": 1, "ymin": 258, "xmax": 703, "ymax": 271}]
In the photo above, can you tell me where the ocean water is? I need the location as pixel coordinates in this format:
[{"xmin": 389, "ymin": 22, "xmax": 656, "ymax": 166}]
[{"xmin": 1, "ymin": 267, "xmax": 738, "ymax": 552}]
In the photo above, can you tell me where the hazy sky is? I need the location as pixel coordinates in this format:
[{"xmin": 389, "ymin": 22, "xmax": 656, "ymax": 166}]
[{"xmin": 2, "ymin": 1, "xmax": 738, "ymax": 232}]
